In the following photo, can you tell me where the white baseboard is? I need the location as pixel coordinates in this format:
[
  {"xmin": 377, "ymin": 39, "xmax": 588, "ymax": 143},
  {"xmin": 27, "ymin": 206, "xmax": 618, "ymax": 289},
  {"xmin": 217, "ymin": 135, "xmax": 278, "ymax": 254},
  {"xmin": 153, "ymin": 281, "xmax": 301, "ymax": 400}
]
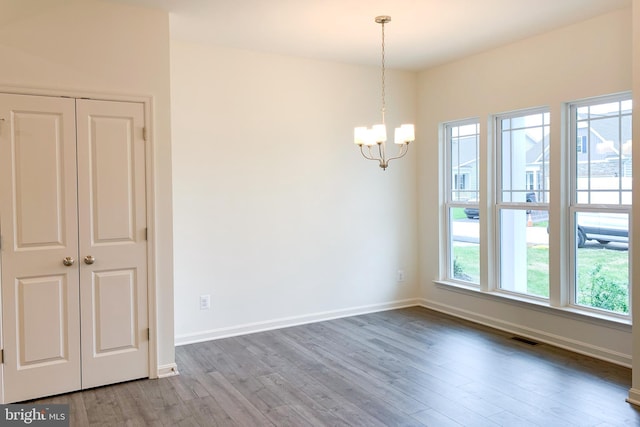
[
  {"xmin": 417, "ymin": 298, "xmax": 632, "ymax": 367},
  {"xmin": 157, "ymin": 363, "xmax": 179, "ymax": 378},
  {"xmin": 626, "ymin": 388, "xmax": 640, "ymax": 407},
  {"xmin": 174, "ymin": 298, "xmax": 421, "ymax": 346}
]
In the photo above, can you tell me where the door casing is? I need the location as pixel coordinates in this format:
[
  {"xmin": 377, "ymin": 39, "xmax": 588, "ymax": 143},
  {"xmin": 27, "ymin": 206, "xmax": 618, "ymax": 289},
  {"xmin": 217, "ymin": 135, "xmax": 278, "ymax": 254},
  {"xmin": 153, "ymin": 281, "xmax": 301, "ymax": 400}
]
[{"xmin": 0, "ymin": 88, "xmax": 158, "ymax": 403}]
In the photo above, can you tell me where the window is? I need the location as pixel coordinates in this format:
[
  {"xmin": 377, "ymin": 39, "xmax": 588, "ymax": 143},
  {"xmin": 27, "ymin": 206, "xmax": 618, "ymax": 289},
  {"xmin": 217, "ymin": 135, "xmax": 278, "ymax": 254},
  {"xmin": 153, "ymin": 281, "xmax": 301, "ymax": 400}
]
[
  {"xmin": 444, "ymin": 120, "xmax": 480, "ymax": 284},
  {"xmin": 440, "ymin": 92, "xmax": 632, "ymax": 321},
  {"xmin": 454, "ymin": 173, "xmax": 468, "ymax": 190},
  {"xmin": 570, "ymin": 95, "xmax": 632, "ymax": 315},
  {"xmin": 577, "ymin": 135, "xmax": 588, "ymax": 154},
  {"xmin": 497, "ymin": 109, "xmax": 550, "ymax": 298}
]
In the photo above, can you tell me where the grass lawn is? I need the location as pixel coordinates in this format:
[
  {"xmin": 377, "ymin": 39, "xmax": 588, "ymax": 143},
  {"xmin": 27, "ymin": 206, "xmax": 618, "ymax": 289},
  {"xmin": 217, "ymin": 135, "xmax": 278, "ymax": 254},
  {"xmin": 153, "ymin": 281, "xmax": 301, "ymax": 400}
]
[
  {"xmin": 451, "ymin": 207, "xmax": 468, "ymax": 220},
  {"xmin": 453, "ymin": 244, "xmax": 629, "ymax": 313}
]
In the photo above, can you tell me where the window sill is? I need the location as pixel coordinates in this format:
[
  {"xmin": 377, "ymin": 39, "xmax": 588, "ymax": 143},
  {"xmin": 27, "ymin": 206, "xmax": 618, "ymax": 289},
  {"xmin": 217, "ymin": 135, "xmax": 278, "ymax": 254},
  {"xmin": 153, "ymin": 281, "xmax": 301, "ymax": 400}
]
[{"xmin": 433, "ymin": 279, "xmax": 631, "ymax": 332}]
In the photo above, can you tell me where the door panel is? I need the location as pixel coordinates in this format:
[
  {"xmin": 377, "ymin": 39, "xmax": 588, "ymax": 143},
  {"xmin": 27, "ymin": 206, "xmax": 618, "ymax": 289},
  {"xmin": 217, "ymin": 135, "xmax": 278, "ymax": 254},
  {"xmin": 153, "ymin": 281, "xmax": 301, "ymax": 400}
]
[
  {"xmin": 90, "ymin": 115, "xmax": 137, "ymax": 242},
  {"xmin": 13, "ymin": 112, "xmax": 69, "ymax": 248},
  {"xmin": 76, "ymin": 99, "xmax": 148, "ymax": 389},
  {"xmin": 0, "ymin": 94, "xmax": 81, "ymax": 402},
  {"xmin": 19, "ymin": 276, "xmax": 69, "ymax": 365},
  {"xmin": 93, "ymin": 269, "xmax": 138, "ymax": 352}
]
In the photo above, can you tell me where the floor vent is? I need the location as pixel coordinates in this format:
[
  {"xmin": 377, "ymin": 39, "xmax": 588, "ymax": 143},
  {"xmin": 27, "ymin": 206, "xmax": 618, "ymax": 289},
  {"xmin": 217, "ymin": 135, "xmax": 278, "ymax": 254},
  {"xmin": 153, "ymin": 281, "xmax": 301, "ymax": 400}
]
[{"xmin": 511, "ymin": 336, "xmax": 539, "ymax": 346}]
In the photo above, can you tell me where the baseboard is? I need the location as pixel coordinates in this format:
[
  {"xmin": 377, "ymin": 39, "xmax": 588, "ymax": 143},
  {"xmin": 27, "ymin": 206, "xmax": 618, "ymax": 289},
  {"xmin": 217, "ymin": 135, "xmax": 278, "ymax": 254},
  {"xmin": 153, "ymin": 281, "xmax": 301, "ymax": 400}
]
[
  {"xmin": 626, "ymin": 388, "xmax": 640, "ymax": 407},
  {"xmin": 175, "ymin": 298, "xmax": 420, "ymax": 346},
  {"xmin": 417, "ymin": 298, "xmax": 632, "ymax": 367},
  {"xmin": 157, "ymin": 363, "xmax": 179, "ymax": 378}
]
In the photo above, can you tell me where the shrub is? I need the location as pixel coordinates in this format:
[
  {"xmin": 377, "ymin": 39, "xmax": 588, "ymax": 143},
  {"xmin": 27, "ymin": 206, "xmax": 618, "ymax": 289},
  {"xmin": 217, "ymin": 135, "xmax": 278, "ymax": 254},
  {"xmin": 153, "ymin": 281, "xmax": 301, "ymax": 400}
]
[{"xmin": 578, "ymin": 263, "xmax": 628, "ymax": 314}]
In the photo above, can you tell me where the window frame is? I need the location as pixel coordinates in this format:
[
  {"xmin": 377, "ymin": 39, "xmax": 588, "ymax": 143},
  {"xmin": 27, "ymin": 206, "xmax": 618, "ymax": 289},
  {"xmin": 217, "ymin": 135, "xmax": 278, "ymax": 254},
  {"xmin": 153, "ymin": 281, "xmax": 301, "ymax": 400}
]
[
  {"xmin": 494, "ymin": 108, "xmax": 550, "ymax": 300},
  {"xmin": 568, "ymin": 93, "xmax": 632, "ymax": 318},
  {"xmin": 438, "ymin": 92, "xmax": 632, "ymax": 324},
  {"xmin": 443, "ymin": 118, "xmax": 481, "ymax": 285}
]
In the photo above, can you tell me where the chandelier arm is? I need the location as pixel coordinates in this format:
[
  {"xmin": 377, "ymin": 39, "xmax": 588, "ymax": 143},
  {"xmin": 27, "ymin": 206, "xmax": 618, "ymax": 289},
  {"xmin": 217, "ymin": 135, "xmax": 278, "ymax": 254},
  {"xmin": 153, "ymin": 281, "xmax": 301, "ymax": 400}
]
[
  {"xmin": 384, "ymin": 144, "xmax": 410, "ymax": 163},
  {"xmin": 360, "ymin": 145, "xmax": 379, "ymax": 161},
  {"xmin": 378, "ymin": 142, "xmax": 386, "ymax": 164}
]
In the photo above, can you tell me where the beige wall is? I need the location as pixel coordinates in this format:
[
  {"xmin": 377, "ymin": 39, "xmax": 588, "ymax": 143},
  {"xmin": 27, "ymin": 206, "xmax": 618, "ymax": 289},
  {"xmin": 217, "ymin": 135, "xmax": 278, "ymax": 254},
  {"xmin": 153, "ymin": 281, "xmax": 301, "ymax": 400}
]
[
  {"xmin": 629, "ymin": 0, "xmax": 640, "ymax": 405},
  {"xmin": 170, "ymin": 42, "xmax": 419, "ymax": 343},
  {"xmin": 0, "ymin": 0, "xmax": 175, "ymax": 372},
  {"xmin": 418, "ymin": 9, "xmax": 633, "ymax": 365}
]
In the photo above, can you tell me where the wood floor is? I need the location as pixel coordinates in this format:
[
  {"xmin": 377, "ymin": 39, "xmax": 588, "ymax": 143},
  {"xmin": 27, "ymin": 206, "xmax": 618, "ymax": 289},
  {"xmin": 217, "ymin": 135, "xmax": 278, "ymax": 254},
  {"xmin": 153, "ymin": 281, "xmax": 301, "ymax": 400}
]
[{"xmin": 32, "ymin": 307, "xmax": 640, "ymax": 426}]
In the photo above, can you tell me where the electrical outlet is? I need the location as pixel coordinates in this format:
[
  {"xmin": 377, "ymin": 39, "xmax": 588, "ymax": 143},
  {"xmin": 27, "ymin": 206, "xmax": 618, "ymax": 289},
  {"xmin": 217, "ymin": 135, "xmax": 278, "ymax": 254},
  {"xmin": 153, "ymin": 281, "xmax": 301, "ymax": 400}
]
[
  {"xmin": 199, "ymin": 294, "xmax": 211, "ymax": 310},
  {"xmin": 397, "ymin": 269, "xmax": 405, "ymax": 282}
]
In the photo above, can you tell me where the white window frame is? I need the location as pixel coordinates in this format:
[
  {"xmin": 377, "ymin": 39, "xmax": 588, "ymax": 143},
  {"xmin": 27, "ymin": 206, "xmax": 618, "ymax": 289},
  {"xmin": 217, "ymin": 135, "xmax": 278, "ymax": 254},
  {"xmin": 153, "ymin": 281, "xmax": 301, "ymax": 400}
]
[
  {"xmin": 443, "ymin": 119, "xmax": 480, "ymax": 285},
  {"xmin": 568, "ymin": 93, "xmax": 632, "ymax": 318},
  {"xmin": 495, "ymin": 107, "xmax": 550, "ymax": 299}
]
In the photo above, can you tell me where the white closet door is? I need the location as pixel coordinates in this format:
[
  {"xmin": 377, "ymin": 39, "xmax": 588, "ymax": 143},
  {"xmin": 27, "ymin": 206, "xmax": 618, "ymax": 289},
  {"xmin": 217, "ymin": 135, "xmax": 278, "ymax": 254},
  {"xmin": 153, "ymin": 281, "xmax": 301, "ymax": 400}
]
[
  {"xmin": 76, "ymin": 99, "xmax": 149, "ymax": 388},
  {"xmin": 0, "ymin": 94, "xmax": 81, "ymax": 402}
]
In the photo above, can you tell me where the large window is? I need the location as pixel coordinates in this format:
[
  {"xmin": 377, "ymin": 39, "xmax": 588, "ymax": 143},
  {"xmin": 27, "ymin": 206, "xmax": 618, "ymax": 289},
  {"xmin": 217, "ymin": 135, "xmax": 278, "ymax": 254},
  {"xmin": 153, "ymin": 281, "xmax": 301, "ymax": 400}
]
[
  {"xmin": 444, "ymin": 120, "xmax": 480, "ymax": 284},
  {"xmin": 440, "ymin": 93, "xmax": 632, "ymax": 321},
  {"xmin": 497, "ymin": 110, "xmax": 550, "ymax": 298},
  {"xmin": 570, "ymin": 95, "xmax": 632, "ymax": 315}
]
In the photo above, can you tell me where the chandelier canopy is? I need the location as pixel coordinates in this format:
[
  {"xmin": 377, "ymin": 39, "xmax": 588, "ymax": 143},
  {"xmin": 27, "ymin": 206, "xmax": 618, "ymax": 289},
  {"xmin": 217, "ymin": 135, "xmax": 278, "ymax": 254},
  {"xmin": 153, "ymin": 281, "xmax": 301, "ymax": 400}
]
[{"xmin": 354, "ymin": 16, "xmax": 415, "ymax": 170}]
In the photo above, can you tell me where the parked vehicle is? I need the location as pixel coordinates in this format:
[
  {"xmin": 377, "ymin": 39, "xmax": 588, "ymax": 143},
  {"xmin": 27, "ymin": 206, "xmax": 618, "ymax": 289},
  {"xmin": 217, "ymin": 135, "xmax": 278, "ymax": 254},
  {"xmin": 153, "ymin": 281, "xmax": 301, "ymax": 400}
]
[
  {"xmin": 463, "ymin": 205, "xmax": 479, "ymax": 219},
  {"xmin": 464, "ymin": 192, "xmax": 536, "ymax": 219},
  {"xmin": 576, "ymin": 212, "xmax": 628, "ymax": 247}
]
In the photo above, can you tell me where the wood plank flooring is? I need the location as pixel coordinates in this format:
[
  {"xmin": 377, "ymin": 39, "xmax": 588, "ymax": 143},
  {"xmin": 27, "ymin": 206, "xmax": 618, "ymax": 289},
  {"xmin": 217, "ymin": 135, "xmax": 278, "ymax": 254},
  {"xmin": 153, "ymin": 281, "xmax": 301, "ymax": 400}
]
[{"xmin": 32, "ymin": 307, "xmax": 640, "ymax": 426}]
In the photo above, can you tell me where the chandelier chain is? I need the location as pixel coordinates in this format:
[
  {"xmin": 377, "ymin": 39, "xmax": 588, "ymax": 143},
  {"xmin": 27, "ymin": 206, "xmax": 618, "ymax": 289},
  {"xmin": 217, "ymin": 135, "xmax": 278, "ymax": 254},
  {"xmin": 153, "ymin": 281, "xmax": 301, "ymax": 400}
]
[{"xmin": 381, "ymin": 19, "xmax": 386, "ymax": 124}]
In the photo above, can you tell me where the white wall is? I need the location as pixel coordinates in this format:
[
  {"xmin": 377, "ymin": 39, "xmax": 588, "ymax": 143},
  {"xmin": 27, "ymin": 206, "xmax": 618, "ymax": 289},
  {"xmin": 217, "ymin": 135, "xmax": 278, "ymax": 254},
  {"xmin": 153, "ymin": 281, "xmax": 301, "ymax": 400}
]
[
  {"xmin": 0, "ymin": 0, "xmax": 175, "ymax": 372},
  {"xmin": 171, "ymin": 42, "xmax": 418, "ymax": 343},
  {"xmin": 418, "ymin": 9, "xmax": 633, "ymax": 365}
]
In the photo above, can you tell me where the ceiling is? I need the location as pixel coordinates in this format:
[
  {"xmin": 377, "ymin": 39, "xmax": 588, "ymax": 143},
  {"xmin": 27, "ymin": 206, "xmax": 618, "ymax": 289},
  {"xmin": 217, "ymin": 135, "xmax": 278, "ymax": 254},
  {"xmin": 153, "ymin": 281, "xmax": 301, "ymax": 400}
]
[{"xmin": 112, "ymin": 0, "xmax": 631, "ymax": 70}]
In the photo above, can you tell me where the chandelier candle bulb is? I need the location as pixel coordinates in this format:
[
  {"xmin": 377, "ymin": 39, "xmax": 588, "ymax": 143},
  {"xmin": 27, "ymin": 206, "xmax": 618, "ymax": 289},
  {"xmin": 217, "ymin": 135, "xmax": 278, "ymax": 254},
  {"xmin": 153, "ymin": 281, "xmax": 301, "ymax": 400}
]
[
  {"xmin": 365, "ymin": 129, "xmax": 377, "ymax": 146},
  {"xmin": 372, "ymin": 124, "xmax": 387, "ymax": 143},
  {"xmin": 401, "ymin": 124, "xmax": 415, "ymax": 142},
  {"xmin": 354, "ymin": 127, "xmax": 367, "ymax": 145},
  {"xmin": 394, "ymin": 127, "xmax": 402, "ymax": 144}
]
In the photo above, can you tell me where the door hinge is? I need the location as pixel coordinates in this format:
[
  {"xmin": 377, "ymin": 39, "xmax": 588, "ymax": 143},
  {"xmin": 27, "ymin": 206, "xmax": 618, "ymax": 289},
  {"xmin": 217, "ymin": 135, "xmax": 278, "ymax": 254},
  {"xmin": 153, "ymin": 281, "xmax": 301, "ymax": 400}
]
[
  {"xmin": 1, "ymin": 349, "xmax": 4, "ymax": 364},
  {"xmin": 144, "ymin": 228, "xmax": 148, "ymax": 241},
  {"xmin": 142, "ymin": 127, "xmax": 147, "ymax": 141},
  {"xmin": 146, "ymin": 328, "xmax": 150, "ymax": 340}
]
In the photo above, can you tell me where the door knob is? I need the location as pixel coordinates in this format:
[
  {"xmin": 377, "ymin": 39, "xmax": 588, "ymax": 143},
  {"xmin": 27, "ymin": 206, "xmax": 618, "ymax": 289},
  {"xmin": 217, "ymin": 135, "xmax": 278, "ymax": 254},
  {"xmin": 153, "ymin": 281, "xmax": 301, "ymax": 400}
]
[
  {"xmin": 63, "ymin": 256, "xmax": 75, "ymax": 266},
  {"xmin": 84, "ymin": 255, "xmax": 95, "ymax": 265}
]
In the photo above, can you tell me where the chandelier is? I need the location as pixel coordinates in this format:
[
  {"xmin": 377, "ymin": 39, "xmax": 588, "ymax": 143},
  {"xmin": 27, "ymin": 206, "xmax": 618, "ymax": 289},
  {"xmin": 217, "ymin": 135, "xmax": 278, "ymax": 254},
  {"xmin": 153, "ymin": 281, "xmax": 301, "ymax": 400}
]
[{"xmin": 354, "ymin": 15, "xmax": 415, "ymax": 171}]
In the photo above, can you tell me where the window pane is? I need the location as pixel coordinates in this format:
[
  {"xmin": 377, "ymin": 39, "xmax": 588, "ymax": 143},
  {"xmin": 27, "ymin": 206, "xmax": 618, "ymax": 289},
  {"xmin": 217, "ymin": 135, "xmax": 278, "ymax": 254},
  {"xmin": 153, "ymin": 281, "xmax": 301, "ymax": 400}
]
[
  {"xmin": 575, "ymin": 212, "xmax": 629, "ymax": 314},
  {"xmin": 575, "ymin": 98, "xmax": 632, "ymax": 206},
  {"xmin": 589, "ymin": 102, "xmax": 620, "ymax": 118},
  {"xmin": 445, "ymin": 120, "xmax": 481, "ymax": 285},
  {"xmin": 449, "ymin": 123, "xmax": 479, "ymax": 202},
  {"xmin": 499, "ymin": 208, "xmax": 549, "ymax": 298},
  {"xmin": 500, "ymin": 111, "xmax": 550, "ymax": 202},
  {"xmin": 450, "ymin": 207, "xmax": 479, "ymax": 284}
]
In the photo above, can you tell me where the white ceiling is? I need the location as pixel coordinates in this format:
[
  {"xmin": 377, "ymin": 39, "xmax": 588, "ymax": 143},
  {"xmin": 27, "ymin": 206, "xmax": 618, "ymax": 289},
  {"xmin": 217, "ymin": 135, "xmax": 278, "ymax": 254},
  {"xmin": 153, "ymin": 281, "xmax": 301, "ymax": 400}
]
[{"xmin": 113, "ymin": 0, "xmax": 631, "ymax": 70}]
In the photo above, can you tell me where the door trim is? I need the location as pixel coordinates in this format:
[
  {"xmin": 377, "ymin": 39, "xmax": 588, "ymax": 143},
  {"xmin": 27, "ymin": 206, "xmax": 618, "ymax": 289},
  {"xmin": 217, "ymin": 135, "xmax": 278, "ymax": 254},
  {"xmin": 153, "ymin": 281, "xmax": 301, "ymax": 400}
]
[{"xmin": 0, "ymin": 86, "xmax": 159, "ymax": 393}]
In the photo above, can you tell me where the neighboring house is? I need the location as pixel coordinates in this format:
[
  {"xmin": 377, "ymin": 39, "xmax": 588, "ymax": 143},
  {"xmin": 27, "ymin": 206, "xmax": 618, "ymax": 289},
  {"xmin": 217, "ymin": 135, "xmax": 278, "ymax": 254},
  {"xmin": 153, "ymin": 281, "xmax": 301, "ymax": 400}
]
[{"xmin": 454, "ymin": 110, "xmax": 631, "ymax": 206}]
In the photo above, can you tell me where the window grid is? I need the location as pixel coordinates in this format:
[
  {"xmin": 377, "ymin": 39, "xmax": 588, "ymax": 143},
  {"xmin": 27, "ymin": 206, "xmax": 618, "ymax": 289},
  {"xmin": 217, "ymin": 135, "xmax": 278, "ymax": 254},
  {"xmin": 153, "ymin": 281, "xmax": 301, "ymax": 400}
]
[
  {"xmin": 569, "ymin": 94, "xmax": 632, "ymax": 317},
  {"xmin": 444, "ymin": 119, "xmax": 480, "ymax": 285},
  {"xmin": 495, "ymin": 108, "xmax": 550, "ymax": 299},
  {"xmin": 497, "ymin": 110, "xmax": 550, "ymax": 206}
]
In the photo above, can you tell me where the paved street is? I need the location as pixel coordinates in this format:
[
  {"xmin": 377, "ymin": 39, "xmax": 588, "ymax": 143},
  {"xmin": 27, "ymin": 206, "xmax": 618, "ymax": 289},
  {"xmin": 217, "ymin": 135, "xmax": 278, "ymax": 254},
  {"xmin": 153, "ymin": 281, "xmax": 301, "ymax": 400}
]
[{"xmin": 452, "ymin": 219, "xmax": 549, "ymax": 245}]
